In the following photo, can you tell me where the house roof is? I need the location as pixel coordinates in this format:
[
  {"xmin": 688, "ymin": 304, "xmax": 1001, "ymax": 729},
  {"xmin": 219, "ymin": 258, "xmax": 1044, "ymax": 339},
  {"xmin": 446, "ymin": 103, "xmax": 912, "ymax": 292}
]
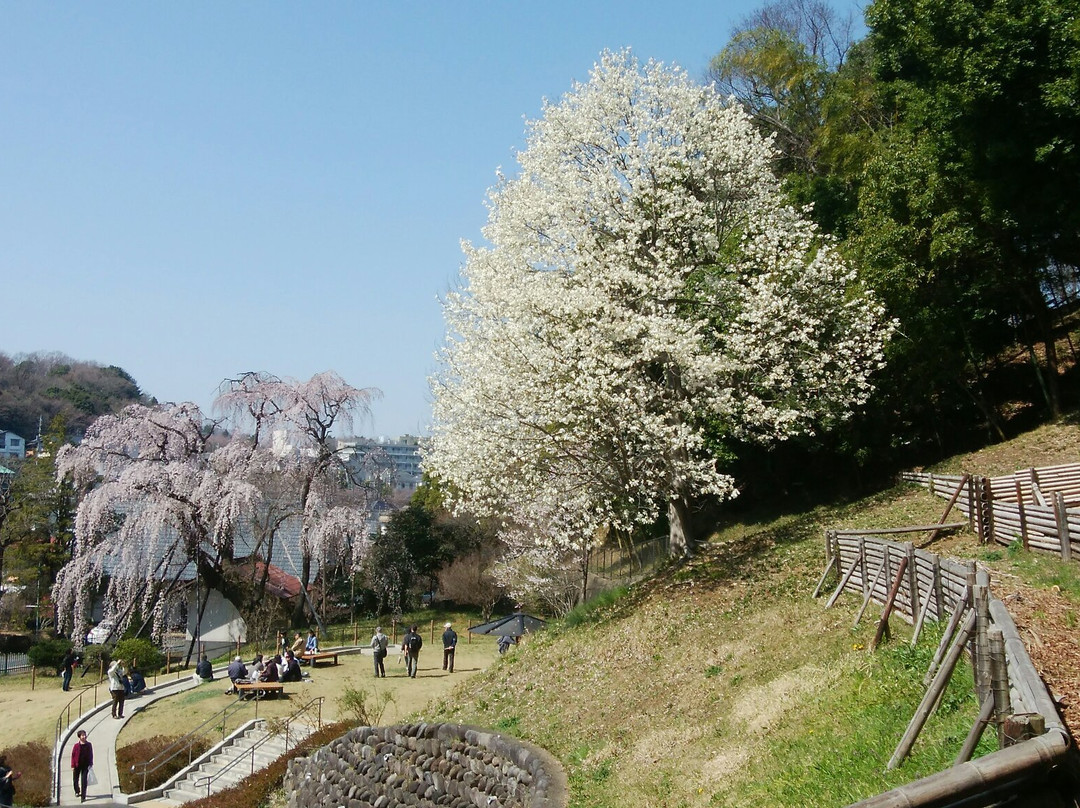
[{"xmin": 234, "ymin": 559, "xmax": 303, "ymax": 600}]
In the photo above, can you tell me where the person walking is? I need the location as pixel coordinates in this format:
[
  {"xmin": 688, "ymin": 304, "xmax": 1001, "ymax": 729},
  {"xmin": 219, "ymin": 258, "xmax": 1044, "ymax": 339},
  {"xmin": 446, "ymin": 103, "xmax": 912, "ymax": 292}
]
[
  {"xmin": 441, "ymin": 622, "xmax": 458, "ymax": 673},
  {"xmin": 59, "ymin": 648, "xmax": 77, "ymax": 692},
  {"xmin": 70, "ymin": 729, "xmax": 93, "ymax": 802},
  {"xmin": 371, "ymin": 626, "xmax": 388, "ymax": 678},
  {"xmin": 0, "ymin": 754, "xmax": 22, "ymax": 808},
  {"xmin": 403, "ymin": 625, "xmax": 422, "ymax": 678},
  {"xmin": 107, "ymin": 659, "xmax": 127, "ymax": 719}
]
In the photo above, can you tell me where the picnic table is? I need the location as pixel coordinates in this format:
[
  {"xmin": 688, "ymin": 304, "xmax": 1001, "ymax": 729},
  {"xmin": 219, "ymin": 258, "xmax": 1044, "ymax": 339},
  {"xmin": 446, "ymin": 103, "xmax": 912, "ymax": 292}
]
[
  {"xmin": 234, "ymin": 681, "xmax": 284, "ymax": 700},
  {"xmin": 301, "ymin": 651, "xmax": 339, "ymax": 666}
]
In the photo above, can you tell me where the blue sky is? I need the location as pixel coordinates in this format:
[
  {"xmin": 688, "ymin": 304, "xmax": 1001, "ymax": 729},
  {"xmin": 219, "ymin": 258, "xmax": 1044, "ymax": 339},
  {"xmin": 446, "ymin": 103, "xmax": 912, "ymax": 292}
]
[{"xmin": 1, "ymin": 2, "xmax": 865, "ymax": 438}]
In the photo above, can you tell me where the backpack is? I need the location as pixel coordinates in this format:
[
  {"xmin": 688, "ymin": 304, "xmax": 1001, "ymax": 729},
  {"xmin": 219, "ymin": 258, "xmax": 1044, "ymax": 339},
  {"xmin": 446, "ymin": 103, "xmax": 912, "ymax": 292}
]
[{"xmin": 407, "ymin": 633, "xmax": 423, "ymax": 652}]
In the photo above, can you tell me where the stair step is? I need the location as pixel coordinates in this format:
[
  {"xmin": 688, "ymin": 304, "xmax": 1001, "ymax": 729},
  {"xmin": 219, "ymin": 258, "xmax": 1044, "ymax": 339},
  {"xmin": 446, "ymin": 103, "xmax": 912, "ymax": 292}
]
[{"xmin": 159, "ymin": 721, "xmax": 314, "ymax": 803}]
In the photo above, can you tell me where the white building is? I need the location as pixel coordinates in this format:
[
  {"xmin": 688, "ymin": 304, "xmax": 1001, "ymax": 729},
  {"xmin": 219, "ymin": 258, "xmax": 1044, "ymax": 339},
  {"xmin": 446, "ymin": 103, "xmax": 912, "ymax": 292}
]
[
  {"xmin": 337, "ymin": 434, "xmax": 423, "ymax": 495},
  {"xmin": 0, "ymin": 430, "xmax": 25, "ymax": 459}
]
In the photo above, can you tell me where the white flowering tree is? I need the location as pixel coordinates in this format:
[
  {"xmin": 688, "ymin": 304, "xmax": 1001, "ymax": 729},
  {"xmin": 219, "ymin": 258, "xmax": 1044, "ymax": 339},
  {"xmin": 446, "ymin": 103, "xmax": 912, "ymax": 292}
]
[
  {"xmin": 425, "ymin": 50, "xmax": 889, "ymax": 559},
  {"xmin": 53, "ymin": 403, "xmax": 259, "ymax": 656},
  {"xmin": 215, "ymin": 371, "xmax": 381, "ymax": 627}
]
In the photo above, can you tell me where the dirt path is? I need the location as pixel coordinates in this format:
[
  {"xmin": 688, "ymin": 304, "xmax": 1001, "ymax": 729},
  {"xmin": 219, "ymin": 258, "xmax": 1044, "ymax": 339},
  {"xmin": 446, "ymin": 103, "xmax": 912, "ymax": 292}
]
[{"xmin": 989, "ymin": 577, "xmax": 1080, "ymax": 732}]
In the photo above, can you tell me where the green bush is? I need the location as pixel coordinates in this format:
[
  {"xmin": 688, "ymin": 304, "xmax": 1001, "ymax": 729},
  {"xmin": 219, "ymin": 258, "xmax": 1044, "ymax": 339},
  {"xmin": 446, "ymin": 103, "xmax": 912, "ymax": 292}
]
[
  {"xmin": 77, "ymin": 644, "xmax": 111, "ymax": 678},
  {"xmin": 26, "ymin": 638, "xmax": 71, "ymax": 672},
  {"xmin": 113, "ymin": 638, "xmax": 166, "ymax": 674}
]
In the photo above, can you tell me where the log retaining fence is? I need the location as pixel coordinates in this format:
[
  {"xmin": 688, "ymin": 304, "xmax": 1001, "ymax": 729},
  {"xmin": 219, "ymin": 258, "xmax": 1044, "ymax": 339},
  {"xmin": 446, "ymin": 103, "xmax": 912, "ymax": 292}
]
[
  {"xmin": 903, "ymin": 462, "xmax": 1080, "ymax": 560},
  {"xmin": 818, "ymin": 529, "xmax": 1074, "ymax": 806}
]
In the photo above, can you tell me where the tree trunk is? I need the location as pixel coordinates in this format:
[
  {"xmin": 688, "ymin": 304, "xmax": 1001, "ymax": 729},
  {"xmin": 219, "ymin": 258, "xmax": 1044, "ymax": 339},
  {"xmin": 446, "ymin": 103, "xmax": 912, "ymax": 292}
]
[
  {"xmin": 579, "ymin": 542, "xmax": 590, "ymax": 605},
  {"xmin": 668, "ymin": 496, "xmax": 696, "ymax": 557},
  {"xmin": 183, "ymin": 583, "xmax": 212, "ymax": 667},
  {"xmin": 291, "ymin": 554, "xmax": 312, "ymax": 626}
]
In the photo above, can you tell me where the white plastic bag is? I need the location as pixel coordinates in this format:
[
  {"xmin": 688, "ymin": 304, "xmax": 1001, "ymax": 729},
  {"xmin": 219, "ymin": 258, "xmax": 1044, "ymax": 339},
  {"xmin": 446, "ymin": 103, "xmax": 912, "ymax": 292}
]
[{"xmin": 86, "ymin": 767, "xmax": 97, "ymax": 786}]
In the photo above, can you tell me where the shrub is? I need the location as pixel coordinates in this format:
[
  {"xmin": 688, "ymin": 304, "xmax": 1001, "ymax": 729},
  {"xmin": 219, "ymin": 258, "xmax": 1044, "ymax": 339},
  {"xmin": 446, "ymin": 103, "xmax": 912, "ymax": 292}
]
[
  {"xmin": 26, "ymin": 638, "xmax": 70, "ymax": 672},
  {"xmin": 113, "ymin": 638, "xmax": 166, "ymax": 674},
  {"xmin": 0, "ymin": 741, "xmax": 51, "ymax": 806},
  {"xmin": 76, "ymin": 645, "xmax": 111, "ymax": 681},
  {"xmin": 336, "ymin": 685, "xmax": 393, "ymax": 726},
  {"xmin": 116, "ymin": 735, "xmax": 212, "ymax": 793}
]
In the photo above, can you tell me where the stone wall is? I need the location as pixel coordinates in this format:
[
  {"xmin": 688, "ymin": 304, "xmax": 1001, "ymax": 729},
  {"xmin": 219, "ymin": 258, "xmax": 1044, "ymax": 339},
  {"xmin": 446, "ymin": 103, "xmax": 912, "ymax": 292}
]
[{"xmin": 284, "ymin": 722, "xmax": 566, "ymax": 808}]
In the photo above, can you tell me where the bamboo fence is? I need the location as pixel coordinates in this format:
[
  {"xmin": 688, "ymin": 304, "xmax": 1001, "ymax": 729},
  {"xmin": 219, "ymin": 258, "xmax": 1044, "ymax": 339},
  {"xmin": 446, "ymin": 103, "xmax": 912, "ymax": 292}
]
[
  {"xmin": 902, "ymin": 462, "xmax": 1080, "ymax": 560},
  {"xmin": 816, "ymin": 531, "xmax": 1074, "ymax": 807}
]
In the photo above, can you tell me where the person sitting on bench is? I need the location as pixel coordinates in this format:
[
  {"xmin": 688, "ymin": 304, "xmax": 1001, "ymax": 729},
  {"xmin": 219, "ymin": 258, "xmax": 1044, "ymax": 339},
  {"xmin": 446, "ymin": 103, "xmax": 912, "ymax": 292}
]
[
  {"xmin": 195, "ymin": 654, "xmax": 213, "ymax": 681},
  {"xmin": 226, "ymin": 656, "xmax": 249, "ymax": 694},
  {"xmin": 259, "ymin": 655, "xmax": 279, "ymax": 683}
]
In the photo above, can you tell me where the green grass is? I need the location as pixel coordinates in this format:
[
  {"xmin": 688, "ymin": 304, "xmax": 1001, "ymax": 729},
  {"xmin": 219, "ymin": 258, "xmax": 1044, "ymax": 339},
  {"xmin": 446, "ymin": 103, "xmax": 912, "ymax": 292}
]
[
  {"xmin": 563, "ymin": 586, "xmax": 632, "ymax": 628},
  {"xmin": 418, "ymin": 420, "xmax": 1080, "ymax": 808}
]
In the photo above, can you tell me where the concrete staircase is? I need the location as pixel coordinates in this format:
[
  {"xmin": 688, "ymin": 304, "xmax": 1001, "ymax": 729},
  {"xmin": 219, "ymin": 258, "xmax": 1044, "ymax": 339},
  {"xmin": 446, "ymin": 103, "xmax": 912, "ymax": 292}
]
[{"xmin": 159, "ymin": 720, "xmax": 316, "ymax": 804}]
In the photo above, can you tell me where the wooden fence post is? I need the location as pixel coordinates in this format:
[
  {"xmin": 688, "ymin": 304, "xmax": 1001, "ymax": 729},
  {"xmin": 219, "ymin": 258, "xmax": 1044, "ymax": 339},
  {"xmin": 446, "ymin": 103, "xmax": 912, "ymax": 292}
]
[
  {"xmin": 1015, "ymin": 477, "xmax": 1030, "ymax": 549},
  {"xmin": 888, "ymin": 610, "xmax": 977, "ymax": 769},
  {"xmin": 854, "ymin": 556, "xmax": 888, "ymax": 628},
  {"xmin": 906, "ymin": 543, "xmax": 919, "ymax": 622},
  {"xmin": 1053, "ymin": 492, "xmax": 1072, "ymax": 562},
  {"xmin": 872, "ymin": 555, "xmax": 909, "ymax": 650},
  {"xmin": 859, "ymin": 536, "xmax": 868, "ymax": 597},
  {"xmin": 955, "ymin": 696, "xmax": 995, "ymax": 764},
  {"xmin": 972, "ymin": 477, "xmax": 980, "ymax": 533},
  {"xmin": 925, "ymin": 586, "xmax": 970, "ymax": 686},
  {"xmin": 973, "ymin": 585, "xmax": 992, "ymax": 704},
  {"xmin": 825, "ymin": 549, "xmax": 862, "ymax": 609},
  {"xmin": 988, "ymin": 628, "xmax": 1011, "ymax": 748}
]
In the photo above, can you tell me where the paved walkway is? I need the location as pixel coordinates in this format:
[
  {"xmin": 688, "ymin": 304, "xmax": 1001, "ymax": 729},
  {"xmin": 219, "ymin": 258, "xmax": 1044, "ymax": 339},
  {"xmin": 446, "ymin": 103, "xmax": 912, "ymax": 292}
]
[{"xmin": 56, "ymin": 668, "xmax": 215, "ymax": 806}]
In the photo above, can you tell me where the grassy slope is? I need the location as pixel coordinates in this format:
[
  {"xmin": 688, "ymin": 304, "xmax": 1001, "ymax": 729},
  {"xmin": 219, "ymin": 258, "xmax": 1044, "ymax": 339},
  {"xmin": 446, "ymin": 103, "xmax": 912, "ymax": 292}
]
[{"xmin": 423, "ymin": 421, "xmax": 1080, "ymax": 808}]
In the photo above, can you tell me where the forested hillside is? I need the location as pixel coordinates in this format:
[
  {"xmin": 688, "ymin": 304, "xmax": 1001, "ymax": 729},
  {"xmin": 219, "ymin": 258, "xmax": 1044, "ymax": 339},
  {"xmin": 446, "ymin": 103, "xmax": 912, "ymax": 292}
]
[{"xmin": 0, "ymin": 351, "xmax": 149, "ymax": 440}]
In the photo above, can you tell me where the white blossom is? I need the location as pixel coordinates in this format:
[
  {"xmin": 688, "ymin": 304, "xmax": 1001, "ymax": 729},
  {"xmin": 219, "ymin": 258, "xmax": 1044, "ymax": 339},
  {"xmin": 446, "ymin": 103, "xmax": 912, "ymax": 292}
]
[{"xmin": 425, "ymin": 50, "xmax": 891, "ymax": 558}]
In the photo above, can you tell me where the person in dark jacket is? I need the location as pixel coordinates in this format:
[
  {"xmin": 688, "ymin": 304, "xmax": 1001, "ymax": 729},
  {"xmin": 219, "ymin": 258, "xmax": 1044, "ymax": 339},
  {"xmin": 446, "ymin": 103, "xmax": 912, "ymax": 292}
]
[
  {"xmin": 128, "ymin": 662, "xmax": 147, "ymax": 695},
  {"xmin": 259, "ymin": 655, "xmax": 280, "ymax": 683},
  {"xmin": 70, "ymin": 730, "xmax": 93, "ymax": 802},
  {"xmin": 226, "ymin": 656, "xmax": 249, "ymax": 694},
  {"xmin": 441, "ymin": 622, "xmax": 458, "ymax": 673},
  {"xmin": 0, "ymin": 754, "xmax": 22, "ymax": 808},
  {"xmin": 280, "ymin": 650, "xmax": 302, "ymax": 682},
  {"xmin": 59, "ymin": 649, "xmax": 77, "ymax": 692},
  {"xmin": 195, "ymin": 654, "xmax": 213, "ymax": 680},
  {"xmin": 403, "ymin": 625, "xmax": 423, "ymax": 678}
]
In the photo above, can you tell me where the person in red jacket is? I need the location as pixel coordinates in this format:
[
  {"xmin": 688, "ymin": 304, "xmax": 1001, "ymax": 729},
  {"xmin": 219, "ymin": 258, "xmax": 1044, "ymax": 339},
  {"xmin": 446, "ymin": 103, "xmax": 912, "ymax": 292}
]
[{"xmin": 70, "ymin": 730, "xmax": 93, "ymax": 802}]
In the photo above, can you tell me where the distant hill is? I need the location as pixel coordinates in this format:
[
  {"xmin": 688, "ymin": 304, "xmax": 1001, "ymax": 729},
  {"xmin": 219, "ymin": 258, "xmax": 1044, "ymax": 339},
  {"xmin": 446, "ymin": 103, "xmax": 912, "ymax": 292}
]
[{"xmin": 0, "ymin": 351, "xmax": 152, "ymax": 441}]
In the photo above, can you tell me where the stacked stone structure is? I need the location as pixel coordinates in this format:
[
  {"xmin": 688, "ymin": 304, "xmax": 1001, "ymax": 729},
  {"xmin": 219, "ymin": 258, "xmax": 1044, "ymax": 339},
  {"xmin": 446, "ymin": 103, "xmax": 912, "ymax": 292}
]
[{"xmin": 284, "ymin": 722, "xmax": 565, "ymax": 808}]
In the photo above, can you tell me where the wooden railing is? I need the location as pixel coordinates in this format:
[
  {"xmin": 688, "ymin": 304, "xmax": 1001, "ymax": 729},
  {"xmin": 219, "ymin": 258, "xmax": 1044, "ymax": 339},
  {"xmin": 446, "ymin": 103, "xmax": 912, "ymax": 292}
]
[
  {"xmin": 903, "ymin": 462, "xmax": 1080, "ymax": 560},
  {"xmin": 816, "ymin": 531, "xmax": 1074, "ymax": 806}
]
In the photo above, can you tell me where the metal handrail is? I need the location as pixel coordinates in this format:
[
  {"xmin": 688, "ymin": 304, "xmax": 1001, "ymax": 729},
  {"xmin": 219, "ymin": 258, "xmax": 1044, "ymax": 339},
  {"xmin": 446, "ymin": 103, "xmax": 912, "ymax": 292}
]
[
  {"xmin": 52, "ymin": 673, "xmax": 104, "ymax": 804},
  {"xmin": 192, "ymin": 697, "xmax": 324, "ymax": 797},
  {"xmin": 130, "ymin": 696, "xmax": 254, "ymax": 792}
]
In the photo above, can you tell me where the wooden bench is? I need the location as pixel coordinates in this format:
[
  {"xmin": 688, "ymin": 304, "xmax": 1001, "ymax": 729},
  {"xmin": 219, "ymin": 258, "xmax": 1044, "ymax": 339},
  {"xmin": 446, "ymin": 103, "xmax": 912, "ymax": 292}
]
[
  {"xmin": 234, "ymin": 682, "xmax": 284, "ymax": 700},
  {"xmin": 301, "ymin": 651, "xmax": 339, "ymax": 666}
]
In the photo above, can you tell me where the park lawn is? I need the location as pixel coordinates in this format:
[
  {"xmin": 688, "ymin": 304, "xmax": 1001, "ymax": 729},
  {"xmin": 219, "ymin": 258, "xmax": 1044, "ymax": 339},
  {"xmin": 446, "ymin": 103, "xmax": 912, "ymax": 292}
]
[
  {"xmin": 0, "ymin": 669, "xmax": 119, "ymax": 749},
  {"xmin": 117, "ymin": 636, "xmax": 502, "ymax": 747},
  {"xmin": 0, "ymin": 633, "xmax": 503, "ymax": 753}
]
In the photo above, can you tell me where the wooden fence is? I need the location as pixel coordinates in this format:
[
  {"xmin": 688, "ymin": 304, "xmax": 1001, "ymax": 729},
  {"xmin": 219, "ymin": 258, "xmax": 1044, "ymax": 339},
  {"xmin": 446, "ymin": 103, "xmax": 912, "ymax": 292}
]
[
  {"xmin": 902, "ymin": 462, "xmax": 1080, "ymax": 560},
  {"xmin": 815, "ymin": 531, "xmax": 1073, "ymax": 806}
]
